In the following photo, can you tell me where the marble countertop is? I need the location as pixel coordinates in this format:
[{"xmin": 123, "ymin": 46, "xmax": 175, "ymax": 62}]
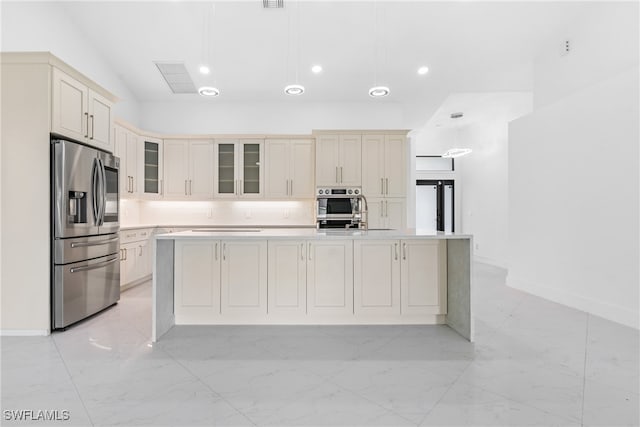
[
  {"xmin": 120, "ymin": 224, "xmax": 317, "ymax": 231},
  {"xmin": 155, "ymin": 228, "xmax": 472, "ymax": 240}
]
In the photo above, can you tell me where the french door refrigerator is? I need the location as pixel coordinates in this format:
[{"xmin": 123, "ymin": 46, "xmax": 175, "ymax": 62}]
[{"xmin": 51, "ymin": 138, "xmax": 120, "ymax": 330}]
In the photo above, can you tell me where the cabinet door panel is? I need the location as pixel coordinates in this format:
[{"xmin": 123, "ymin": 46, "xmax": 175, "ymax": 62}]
[
  {"xmin": 52, "ymin": 69, "xmax": 87, "ymax": 142},
  {"xmin": 240, "ymin": 141, "xmax": 263, "ymax": 197},
  {"xmin": 88, "ymin": 90, "xmax": 112, "ymax": 151},
  {"xmin": 267, "ymin": 241, "xmax": 306, "ymax": 315},
  {"xmin": 265, "ymin": 140, "xmax": 289, "ymax": 198},
  {"xmin": 307, "ymin": 241, "xmax": 353, "ymax": 316},
  {"xmin": 163, "ymin": 140, "xmax": 189, "ymax": 198},
  {"xmin": 385, "ymin": 199, "xmax": 405, "ymax": 230},
  {"xmin": 339, "ymin": 135, "xmax": 362, "ymax": 186},
  {"xmin": 215, "ymin": 141, "xmax": 237, "ymax": 197},
  {"xmin": 362, "ymin": 135, "xmax": 385, "ymax": 197},
  {"xmin": 315, "ymin": 135, "xmax": 340, "ymax": 186},
  {"xmin": 126, "ymin": 133, "xmax": 139, "ymax": 195},
  {"xmin": 174, "ymin": 241, "xmax": 221, "ymax": 323},
  {"xmin": 221, "ymin": 240, "xmax": 267, "ymax": 315},
  {"xmin": 290, "ymin": 140, "xmax": 315, "ymax": 198},
  {"xmin": 365, "ymin": 198, "xmax": 385, "ymax": 229},
  {"xmin": 189, "ymin": 140, "xmax": 214, "ymax": 199},
  {"xmin": 140, "ymin": 138, "xmax": 163, "ymax": 198},
  {"xmin": 114, "ymin": 126, "xmax": 129, "ymax": 196},
  {"xmin": 384, "ymin": 135, "xmax": 406, "ymax": 197},
  {"xmin": 400, "ymin": 240, "xmax": 446, "ymax": 315},
  {"xmin": 354, "ymin": 240, "xmax": 400, "ymax": 315}
]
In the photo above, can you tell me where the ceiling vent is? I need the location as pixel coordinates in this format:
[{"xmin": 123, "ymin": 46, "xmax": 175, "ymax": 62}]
[
  {"xmin": 263, "ymin": 0, "xmax": 284, "ymax": 8},
  {"xmin": 154, "ymin": 62, "xmax": 197, "ymax": 94},
  {"xmin": 450, "ymin": 112, "xmax": 464, "ymax": 119}
]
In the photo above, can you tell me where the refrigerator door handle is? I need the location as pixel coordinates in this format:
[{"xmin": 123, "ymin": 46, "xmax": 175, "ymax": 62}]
[
  {"xmin": 99, "ymin": 159, "xmax": 107, "ymax": 226},
  {"xmin": 69, "ymin": 256, "xmax": 118, "ymax": 274},
  {"xmin": 91, "ymin": 158, "xmax": 101, "ymax": 225}
]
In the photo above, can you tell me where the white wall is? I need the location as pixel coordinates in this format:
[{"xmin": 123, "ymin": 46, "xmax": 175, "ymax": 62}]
[
  {"xmin": 140, "ymin": 101, "xmax": 405, "ymax": 135},
  {"xmin": 508, "ymin": 65, "xmax": 639, "ymax": 328},
  {"xmin": 0, "ymin": 1, "xmax": 140, "ymax": 123}
]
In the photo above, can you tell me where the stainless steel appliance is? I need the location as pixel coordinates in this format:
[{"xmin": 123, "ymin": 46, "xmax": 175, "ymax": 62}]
[
  {"xmin": 316, "ymin": 187, "xmax": 368, "ymax": 229},
  {"xmin": 51, "ymin": 138, "xmax": 120, "ymax": 330}
]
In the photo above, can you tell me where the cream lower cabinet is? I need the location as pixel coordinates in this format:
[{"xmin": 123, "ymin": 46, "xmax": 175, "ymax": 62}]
[
  {"xmin": 353, "ymin": 240, "xmax": 401, "ymax": 316},
  {"xmin": 367, "ymin": 198, "xmax": 405, "ymax": 230},
  {"xmin": 119, "ymin": 229, "xmax": 153, "ymax": 288},
  {"xmin": 174, "ymin": 240, "xmax": 221, "ymax": 324},
  {"xmin": 306, "ymin": 240, "xmax": 354, "ymax": 316},
  {"xmin": 267, "ymin": 240, "xmax": 307, "ymax": 316},
  {"xmin": 400, "ymin": 240, "xmax": 447, "ymax": 316},
  {"xmin": 220, "ymin": 240, "xmax": 268, "ymax": 316}
]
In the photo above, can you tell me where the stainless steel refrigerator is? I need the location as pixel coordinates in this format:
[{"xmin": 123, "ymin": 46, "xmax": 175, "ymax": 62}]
[{"xmin": 51, "ymin": 138, "xmax": 120, "ymax": 330}]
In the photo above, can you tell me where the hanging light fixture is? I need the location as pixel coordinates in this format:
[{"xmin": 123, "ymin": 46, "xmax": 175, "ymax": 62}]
[
  {"xmin": 369, "ymin": 1, "xmax": 389, "ymax": 98},
  {"xmin": 198, "ymin": 4, "xmax": 220, "ymax": 97},
  {"xmin": 284, "ymin": 0, "xmax": 304, "ymax": 95},
  {"xmin": 442, "ymin": 113, "xmax": 472, "ymax": 158}
]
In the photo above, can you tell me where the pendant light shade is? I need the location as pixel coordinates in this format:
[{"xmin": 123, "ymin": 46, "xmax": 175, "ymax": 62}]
[
  {"xmin": 368, "ymin": 86, "xmax": 390, "ymax": 97},
  {"xmin": 284, "ymin": 84, "xmax": 305, "ymax": 95}
]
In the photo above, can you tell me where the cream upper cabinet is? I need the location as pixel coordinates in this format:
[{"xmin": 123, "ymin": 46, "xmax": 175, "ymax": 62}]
[
  {"xmin": 215, "ymin": 139, "xmax": 264, "ymax": 199},
  {"xmin": 114, "ymin": 124, "xmax": 140, "ymax": 198},
  {"xmin": 163, "ymin": 139, "xmax": 214, "ymax": 200},
  {"xmin": 267, "ymin": 240, "xmax": 307, "ymax": 317},
  {"xmin": 265, "ymin": 139, "xmax": 314, "ymax": 199},
  {"xmin": 400, "ymin": 240, "xmax": 447, "ymax": 316},
  {"xmin": 315, "ymin": 135, "xmax": 361, "ymax": 187},
  {"xmin": 367, "ymin": 198, "xmax": 406, "ymax": 230},
  {"xmin": 354, "ymin": 240, "xmax": 401, "ymax": 316},
  {"xmin": 220, "ymin": 240, "xmax": 267, "ymax": 316},
  {"xmin": 174, "ymin": 240, "xmax": 221, "ymax": 324},
  {"xmin": 52, "ymin": 68, "xmax": 113, "ymax": 152},
  {"xmin": 362, "ymin": 134, "xmax": 405, "ymax": 198},
  {"xmin": 139, "ymin": 136, "xmax": 163, "ymax": 199},
  {"xmin": 306, "ymin": 240, "xmax": 354, "ymax": 316}
]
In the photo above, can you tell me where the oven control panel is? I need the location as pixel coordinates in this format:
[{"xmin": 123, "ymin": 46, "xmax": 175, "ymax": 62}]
[{"xmin": 316, "ymin": 187, "xmax": 361, "ymax": 196}]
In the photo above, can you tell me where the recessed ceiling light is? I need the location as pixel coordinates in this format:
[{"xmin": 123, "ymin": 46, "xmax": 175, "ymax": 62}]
[
  {"xmin": 198, "ymin": 86, "xmax": 220, "ymax": 97},
  {"xmin": 417, "ymin": 66, "xmax": 429, "ymax": 75},
  {"xmin": 311, "ymin": 65, "xmax": 323, "ymax": 74},
  {"xmin": 368, "ymin": 86, "xmax": 390, "ymax": 98},
  {"xmin": 199, "ymin": 65, "xmax": 210, "ymax": 75},
  {"xmin": 284, "ymin": 84, "xmax": 305, "ymax": 95}
]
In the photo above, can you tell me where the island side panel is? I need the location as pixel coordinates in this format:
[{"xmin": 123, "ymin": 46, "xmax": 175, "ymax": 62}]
[
  {"xmin": 153, "ymin": 238, "xmax": 175, "ymax": 341},
  {"xmin": 445, "ymin": 238, "xmax": 473, "ymax": 341}
]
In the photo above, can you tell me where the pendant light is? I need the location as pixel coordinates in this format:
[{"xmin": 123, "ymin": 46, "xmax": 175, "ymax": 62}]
[
  {"xmin": 369, "ymin": 0, "xmax": 389, "ymax": 98},
  {"xmin": 198, "ymin": 4, "xmax": 220, "ymax": 97},
  {"xmin": 442, "ymin": 113, "xmax": 472, "ymax": 158},
  {"xmin": 284, "ymin": 0, "xmax": 304, "ymax": 95}
]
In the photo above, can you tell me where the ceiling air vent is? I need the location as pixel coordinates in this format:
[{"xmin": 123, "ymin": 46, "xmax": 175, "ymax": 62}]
[
  {"xmin": 263, "ymin": 0, "xmax": 284, "ymax": 8},
  {"xmin": 154, "ymin": 62, "xmax": 197, "ymax": 94},
  {"xmin": 450, "ymin": 112, "xmax": 464, "ymax": 119}
]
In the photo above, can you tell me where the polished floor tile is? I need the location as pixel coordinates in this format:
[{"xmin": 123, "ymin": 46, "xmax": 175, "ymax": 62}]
[{"xmin": 2, "ymin": 262, "xmax": 639, "ymax": 426}]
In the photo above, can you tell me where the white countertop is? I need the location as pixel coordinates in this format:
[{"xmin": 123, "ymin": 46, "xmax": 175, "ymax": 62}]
[
  {"xmin": 120, "ymin": 224, "xmax": 316, "ymax": 231},
  {"xmin": 155, "ymin": 228, "xmax": 472, "ymax": 240}
]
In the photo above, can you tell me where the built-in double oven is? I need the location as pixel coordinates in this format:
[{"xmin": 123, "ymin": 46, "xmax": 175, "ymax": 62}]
[{"xmin": 316, "ymin": 187, "xmax": 367, "ymax": 229}]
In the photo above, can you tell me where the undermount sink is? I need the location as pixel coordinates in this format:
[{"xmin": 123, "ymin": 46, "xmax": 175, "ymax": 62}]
[{"xmin": 191, "ymin": 229, "xmax": 262, "ymax": 232}]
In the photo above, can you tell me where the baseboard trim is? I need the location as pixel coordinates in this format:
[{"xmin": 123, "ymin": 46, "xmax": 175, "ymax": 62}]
[
  {"xmin": 474, "ymin": 255, "xmax": 508, "ymax": 270},
  {"xmin": 506, "ymin": 275, "xmax": 639, "ymax": 329},
  {"xmin": 0, "ymin": 329, "xmax": 50, "ymax": 336}
]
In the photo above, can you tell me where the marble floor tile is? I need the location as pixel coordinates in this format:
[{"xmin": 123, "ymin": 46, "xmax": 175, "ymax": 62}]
[
  {"xmin": 582, "ymin": 378, "xmax": 640, "ymax": 427},
  {"xmin": 420, "ymin": 382, "xmax": 580, "ymax": 426}
]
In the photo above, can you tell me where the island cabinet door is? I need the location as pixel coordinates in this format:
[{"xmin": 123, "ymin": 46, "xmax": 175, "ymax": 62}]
[
  {"xmin": 306, "ymin": 240, "xmax": 354, "ymax": 316},
  {"xmin": 267, "ymin": 240, "xmax": 307, "ymax": 317},
  {"xmin": 220, "ymin": 240, "xmax": 268, "ymax": 317},
  {"xmin": 400, "ymin": 240, "xmax": 447, "ymax": 316},
  {"xmin": 174, "ymin": 240, "xmax": 221, "ymax": 324},
  {"xmin": 354, "ymin": 240, "xmax": 401, "ymax": 316}
]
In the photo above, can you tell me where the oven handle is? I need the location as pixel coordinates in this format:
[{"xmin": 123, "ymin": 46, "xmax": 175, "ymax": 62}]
[{"xmin": 70, "ymin": 256, "xmax": 118, "ymax": 273}]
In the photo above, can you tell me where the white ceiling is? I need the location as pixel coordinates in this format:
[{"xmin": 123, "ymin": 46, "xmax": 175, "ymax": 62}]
[{"xmin": 58, "ymin": 1, "xmax": 583, "ymax": 106}]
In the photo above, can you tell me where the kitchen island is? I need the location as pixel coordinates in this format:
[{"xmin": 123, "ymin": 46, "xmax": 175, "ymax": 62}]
[{"xmin": 153, "ymin": 229, "xmax": 473, "ymax": 341}]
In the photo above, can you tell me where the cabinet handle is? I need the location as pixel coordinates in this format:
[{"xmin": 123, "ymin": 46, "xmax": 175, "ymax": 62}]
[
  {"xmin": 301, "ymin": 243, "xmax": 304, "ymax": 260},
  {"xmin": 124, "ymin": 248, "xmax": 128, "ymax": 261},
  {"xmin": 234, "ymin": 179, "xmax": 237, "ymax": 195},
  {"xmin": 290, "ymin": 179, "xmax": 293, "ymax": 196},
  {"xmin": 189, "ymin": 180, "xmax": 192, "ymax": 196},
  {"xmin": 381, "ymin": 178, "xmax": 384, "ymax": 195},
  {"xmin": 380, "ymin": 201, "xmax": 384, "ymax": 218},
  {"xmin": 223, "ymin": 243, "xmax": 226, "ymax": 260},
  {"xmin": 90, "ymin": 115, "xmax": 95, "ymax": 140},
  {"xmin": 340, "ymin": 167, "xmax": 343, "ymax": 183},
  {"xmin": 335, "ymin": 167, "xmax": 338, "ymax": 183},
  {"xmin": 402, "ymin": 243, "xmax": 407, "ymax": 260},
  {"xmin": 185, "ymin": 180, "xmax": 188, "ymax": 196},
  {"xmin": 139, "ymin": 245, "xmax": 142, "ymax": 256},
  {"xmin": 84, "ymin": 112, "xmax": 89, "ymax": 138},
  {"xmin": 160, "ymin": 179, "xmax": 163, "ymax": 195},
  {"xmin": 385, "ymin": 200, "xmax": 388, "ymax": 217},
  {"xmin": 385, "ymin": 178, "xmax": 389, "ymax": 195},
  {"xmin": 308, "ymin": 242, "xmax": 312, "ymax": 260},
  {"xmin": 215, "ymin": 242, "xmax": 218, "ymax": 260},
  {"xmin": 394, "ymin": 243, "xmax": 398, "ymax": 261}
]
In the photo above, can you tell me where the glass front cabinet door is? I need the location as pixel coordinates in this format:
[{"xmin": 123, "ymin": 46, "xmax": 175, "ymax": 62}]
[
  {"xmin": 140, "ymin": 136, "xmax": 163, "ymax": 198},
  {"xmin": 215, "ymin": 139, "xmax": 264, "ymax": 198}
]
